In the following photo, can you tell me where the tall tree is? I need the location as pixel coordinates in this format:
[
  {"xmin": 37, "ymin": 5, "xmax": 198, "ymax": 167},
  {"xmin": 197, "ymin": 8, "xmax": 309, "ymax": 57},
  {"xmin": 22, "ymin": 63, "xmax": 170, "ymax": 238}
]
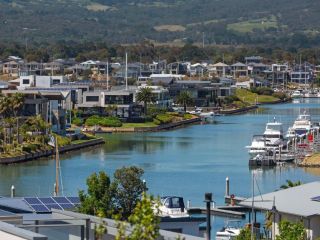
[
  {"xmin": 78, "ymin": 171, "xmax": 114, "ymax": 217},
  {"xmin": 176, "ymin": 91, "xmax": 193, "ymax": 112},
  {"xmin": 276, "ymin": 220, "xmax": 306, "ymax": 240},
  {"xmin": 112, "ymin": 166, "xmax": 148, "ymax": 220},
  {"xmin": 136, "ymin": 87, "xmax": 154, "ymax": 115},
  {"xmin": 10, "ymin": 93, "xmax": 24, "ymax": 143},
  {"xmin": 116, "ymin": 193, "xmax": 160, "ymax": 240}
]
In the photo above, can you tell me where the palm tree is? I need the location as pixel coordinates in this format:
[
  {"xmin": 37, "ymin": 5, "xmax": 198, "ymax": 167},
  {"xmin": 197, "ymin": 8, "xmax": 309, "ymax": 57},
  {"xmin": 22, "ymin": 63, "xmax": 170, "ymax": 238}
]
[
  {"xmin": 136, "ymin": 87, "xmax": 154, "ymax": 115},
  {"xmin": 10, "ymin": 93, "xmax": 24, "ymax": 143},
  {"xmin": 176, "ymin": 91, "xmax": 193, "ymax": 112},
  {"xmin": 280, "ymin": 180, "xmax": 302, "ymax": 189},
  {"xmin": 105, "ymin": 105, "xmax": 117, "ymax": 117}
]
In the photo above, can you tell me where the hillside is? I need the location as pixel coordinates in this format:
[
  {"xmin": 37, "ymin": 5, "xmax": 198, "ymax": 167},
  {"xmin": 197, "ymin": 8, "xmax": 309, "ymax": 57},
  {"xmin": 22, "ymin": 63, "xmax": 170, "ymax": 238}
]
[{"xmin": 0, "ymin": 0, "xmax": 320, "ymax": 47}]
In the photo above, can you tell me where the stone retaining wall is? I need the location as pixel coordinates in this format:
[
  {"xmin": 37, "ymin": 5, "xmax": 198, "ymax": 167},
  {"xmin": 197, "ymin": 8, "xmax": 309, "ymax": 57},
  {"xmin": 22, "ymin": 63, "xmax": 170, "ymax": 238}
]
[{"xmin": 0, "ymin": 138, "xmax": 105, "ymax": 165}]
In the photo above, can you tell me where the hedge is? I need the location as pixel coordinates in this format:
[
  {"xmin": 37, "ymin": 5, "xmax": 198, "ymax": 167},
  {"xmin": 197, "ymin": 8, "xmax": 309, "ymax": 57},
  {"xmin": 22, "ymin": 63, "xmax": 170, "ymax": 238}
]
[{"xmin": 85, "ymin": 115, "xmax": 122, "ymax": 127}]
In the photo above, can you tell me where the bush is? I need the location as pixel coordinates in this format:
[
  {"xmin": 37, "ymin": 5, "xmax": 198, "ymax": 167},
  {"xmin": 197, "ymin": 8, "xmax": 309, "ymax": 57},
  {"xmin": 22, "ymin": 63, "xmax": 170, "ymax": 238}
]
[
  {"xmin": 72, "ymin": 117, "xmax": 83, "ymax": 126},
  {"xmin": 224, "ymin": 95, "xmax": 239, "ymax": 104},
  {"xmin": 85, "ymin": 115, "xmax": 101, "ymax": 126},
  {"xmin": 153, "ymin": 119, "xmax": 161, "ymax": 125},
  {"xmin": 22, "ymin": 144, "xmax": 39, "ymax": 153},
  {"xmin": 154, "ymin": 114, "xmax": 174, "ymax": 124},
  {"xmin": 147, "ymin": 107, "xmax": 167, "ymax": 118},
  {"xmin": 99, "ymin": 117, "xmax": 122, "ymax": 127},
  {"xmin": 85, "ymin": 115, "xmax": 122, "ymax": 127},
  {"xmin": 183, "ymin": 113, "xmax": 193, "ymax": 120},
  {"xmin": 272, "ymin": 92, "xmax": 287, "ymax": 100},
  {"xmin": 251, "ymin": 87, "xmax": 274, "ymax": 96}
]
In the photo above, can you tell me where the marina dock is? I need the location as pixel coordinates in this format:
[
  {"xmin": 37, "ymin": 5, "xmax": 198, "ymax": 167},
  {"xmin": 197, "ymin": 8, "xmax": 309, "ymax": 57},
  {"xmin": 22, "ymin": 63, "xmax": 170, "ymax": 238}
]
[{"xmin": 187, "ymin": 206, "xmax": 246, "ymax": 219}]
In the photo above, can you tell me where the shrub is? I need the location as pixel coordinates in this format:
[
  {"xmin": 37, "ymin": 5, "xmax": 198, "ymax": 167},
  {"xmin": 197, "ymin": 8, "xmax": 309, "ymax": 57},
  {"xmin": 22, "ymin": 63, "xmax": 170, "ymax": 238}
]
[
  {"xmin": 99, "ymin": 117, "xmax": 122, "ymax": 127},
  {"xmin": 224, "ymin": 95, "xmax": 239, "ymax": 104},
  {"xmin": 85, "ymin": 115, "xmax": 102, "ymax": 126},
  {"xmin": 55, "ymin": 135, "xmax": 71, "ymax": 147},
  {"xmin": 147, "ymin": 107, "xmax": 167, "ymax": 118},
  {"xmin": 272, "ymin": 92, "xmax": 287, "ymax": 100},
  {"xmin": 85, "ymin": 116, "xmax": 122, "ymax": 127},
  {"xmin": 154, "ymin": 114, "xmax": 174, "ymax": 124},
  {"xmin": 183, "ymin": 113, "xmax": 193, "ymax": 120},
  {"xmin": 153, "ymin": 119, "xmax": 161, "ymax": 125},
  {"xmin": 22, "ymin": 144, "xmax": 39, "ymax": 153},
  {"xmin": 72, "ymin": 117, "xmax": 83, "ymax": 126},
  {"xmin": 252, "ymin": 87, "xmax": 274, "ymax": 96}
]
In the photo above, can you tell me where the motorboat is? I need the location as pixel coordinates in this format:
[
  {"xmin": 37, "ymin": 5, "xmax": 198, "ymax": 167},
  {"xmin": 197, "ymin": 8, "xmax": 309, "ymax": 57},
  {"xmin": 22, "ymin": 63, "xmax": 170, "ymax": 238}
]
[
  {"xmin": 156, "ymin": 196, "xmax": 189, "ymax": 218},
  {"xmin": 246, "ymin": 118, "xmax": 285, "ymax": 157},
  {"xmin": 188, "ymin": 108, "xmax": 215, "ymax": 122},
  {"xmin": 286, "ymin": 127, "xmax": 296, "ymax": 139},
  {"xmin": 263, "ymin": 119, "xmax": 284, "ymax": 145},
  {"xmin": 216, "ymin": 220, "xmax": 241, "ymax": 240},
  {"xmin": 246, "ymin": 135, "xmax": 268, "ymax": 157},
  {"xmin": 291, "ymin": 113, "xmax": 312, "ymax": 137},
  {"xmin": 291, "ymin": 90, "xmax": 303, "ymax": 98}
]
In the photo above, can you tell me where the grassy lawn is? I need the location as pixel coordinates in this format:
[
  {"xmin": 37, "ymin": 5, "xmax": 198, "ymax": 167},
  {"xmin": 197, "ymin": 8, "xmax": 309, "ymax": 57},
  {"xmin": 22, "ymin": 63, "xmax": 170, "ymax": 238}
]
[
  {"xmin": 236, "ymin": 89, "xmax": 279, "ymax": 104},
  {"xmin": 121, "ymin": 122, "xmax": 158, "ymax": 128},
  {"xmin": 227, "ymin": 16, "xmax": 277, "ymax": 33}
]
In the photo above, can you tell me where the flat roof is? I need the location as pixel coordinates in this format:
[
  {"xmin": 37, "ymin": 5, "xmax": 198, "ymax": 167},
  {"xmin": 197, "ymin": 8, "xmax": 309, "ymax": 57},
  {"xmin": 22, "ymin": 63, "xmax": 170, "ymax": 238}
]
[{"xmin": 239, "ymin": 181, "xmax": 320, "ymax": 218}]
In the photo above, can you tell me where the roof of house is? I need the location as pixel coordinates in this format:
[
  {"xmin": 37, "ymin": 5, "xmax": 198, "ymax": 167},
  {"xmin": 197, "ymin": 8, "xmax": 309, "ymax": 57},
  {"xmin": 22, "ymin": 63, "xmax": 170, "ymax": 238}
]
[
  {"xmin": 239, "ymin": 181, "xmax": 320, "ymax": 218},
  {"xmin": 231, "ymin": 62, "xmax": 247, "ymax": 67},
  {"xmin": 212, "ymin": 62, "xmax": 229, "ymax": 67}
]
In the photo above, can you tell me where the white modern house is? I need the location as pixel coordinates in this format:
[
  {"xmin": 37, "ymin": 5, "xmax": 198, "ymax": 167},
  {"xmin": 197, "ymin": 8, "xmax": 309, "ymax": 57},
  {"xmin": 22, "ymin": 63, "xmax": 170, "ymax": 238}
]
[
  {"xmin": 12, "ymin": 75, "xmax": 66, "ymax": 90},
  {"xmin": 239, "ymin": 181, "xmax": 320, "ymax": 240}
]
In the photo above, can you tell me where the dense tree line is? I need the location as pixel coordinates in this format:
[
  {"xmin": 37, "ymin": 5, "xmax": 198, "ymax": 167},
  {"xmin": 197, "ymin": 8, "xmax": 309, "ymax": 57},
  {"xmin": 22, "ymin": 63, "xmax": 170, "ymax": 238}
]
[{"xmin": 2, "ymin": 41, "xmax": 320, "ymax": 65}]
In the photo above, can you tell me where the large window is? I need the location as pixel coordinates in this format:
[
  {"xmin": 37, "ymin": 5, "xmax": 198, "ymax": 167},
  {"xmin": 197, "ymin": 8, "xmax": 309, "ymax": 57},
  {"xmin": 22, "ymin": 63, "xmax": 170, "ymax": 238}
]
[
  {"xmin": 105, "ymin": 94, "xmax": 133, "ymax": 105},
  {"xmin": 52, "ymin": 79, "xmax": 60, "ymax": 84},
  {"xmin": 86, "ymin": 96, "xmax": 99, "ymax": 102},
  {"xmin": 22, "ymin": 79, "xmax": 30, "ymax": 84}
]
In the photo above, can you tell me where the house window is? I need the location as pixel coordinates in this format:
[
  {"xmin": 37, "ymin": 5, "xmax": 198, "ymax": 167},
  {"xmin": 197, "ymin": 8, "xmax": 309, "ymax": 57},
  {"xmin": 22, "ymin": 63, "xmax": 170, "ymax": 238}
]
[
  {"xmin": 22, "ymin": 79, "xmax": 30, "ymax": 84},
  {"xmin": 86, "ymin": 96, "xmax": 99, "ymax": 102},
  {"xmin": 52, "ymin": 79, "xmax": 60, "ymax": 84}
]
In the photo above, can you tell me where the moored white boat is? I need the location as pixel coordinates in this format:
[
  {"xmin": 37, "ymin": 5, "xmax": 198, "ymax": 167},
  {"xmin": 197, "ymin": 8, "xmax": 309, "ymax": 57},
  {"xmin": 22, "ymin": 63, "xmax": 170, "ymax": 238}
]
[
  {"xmin": 291, "ymin": 113, "xmax": 312, "ymax": 137},
  {"xmin": 216, "ymin": 220, "xmax": 241, "ymax": 240},
  {"xmin": 291, "ymin": 90, "xmax": 303, "ymax": 98},
  {"xmin": 156, "ymin": 196, "xmax": 189, "ymax": 218}
]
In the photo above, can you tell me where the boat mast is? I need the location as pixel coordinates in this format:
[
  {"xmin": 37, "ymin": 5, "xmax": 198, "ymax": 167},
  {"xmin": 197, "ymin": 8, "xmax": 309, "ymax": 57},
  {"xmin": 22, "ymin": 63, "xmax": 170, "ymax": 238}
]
[
  {"xmin": 54, "ymin": 136, "xmax": 59, "ymax": 196},
  {"xmin": 251, "ymin": 171, "xmax": 255, "ymax": 240}
]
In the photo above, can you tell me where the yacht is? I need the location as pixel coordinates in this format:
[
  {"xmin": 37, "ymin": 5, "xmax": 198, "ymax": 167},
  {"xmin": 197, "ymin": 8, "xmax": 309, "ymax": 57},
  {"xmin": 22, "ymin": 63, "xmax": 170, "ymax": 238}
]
[
  {"xmin": 291, "ymin": 90, "xmax": 303, "ymax": 98},
  {"xmin": 216, "ymin": 220, "xmax": 241, "ymax": 240},
  {"xmin": 246, "ymin": 118, "xmax": 284, "ymax": 157},
  {"xmin": 156, "ymin": 196, "xmax": 189, "ymax": 218},
  {"xmin": 291, "ymin": 113, "xmax": 312, "ymax": 137},
  {"xmin": 286, "ymin": 127, "xmax": 296, "ymax": 139}
]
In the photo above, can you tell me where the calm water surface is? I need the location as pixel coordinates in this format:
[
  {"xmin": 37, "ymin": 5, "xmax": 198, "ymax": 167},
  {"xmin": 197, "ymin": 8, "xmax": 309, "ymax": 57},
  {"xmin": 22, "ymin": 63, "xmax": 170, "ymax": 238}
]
[{"xmin": 0, "ymin": 98, "xmax": 320, "ymax": 237}]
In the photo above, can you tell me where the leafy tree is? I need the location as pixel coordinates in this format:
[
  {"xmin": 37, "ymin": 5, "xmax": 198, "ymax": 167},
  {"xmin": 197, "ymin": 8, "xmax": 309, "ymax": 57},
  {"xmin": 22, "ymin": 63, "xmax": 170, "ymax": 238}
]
[
  {"xmin": 112, "ymin": 166, "xmax": 148, "ymax": 220},
  {"xmin": 236, "ymin": 227, "xmax": 252, "ymax": 240},
  {"xmin": 78, "ymin": 171, "xmax": 114, "ymax": 218},
  {"xmin": 276, "ymin": 220, "xmax": 306, "ymax": 240},
  {"xmin": 136, "ymin": 87, "xmax": 154, "ymax": 115},
  {"xmin": 116, "ymin": 193, "xmax": 160, "ymax": 240},
  {"xmin": 280, "ymin": 180, "xmax": 302, "ymax": 190},
  {"xmin": 176, "ymin": 91, "xmax": 193, "ymax": 112}
]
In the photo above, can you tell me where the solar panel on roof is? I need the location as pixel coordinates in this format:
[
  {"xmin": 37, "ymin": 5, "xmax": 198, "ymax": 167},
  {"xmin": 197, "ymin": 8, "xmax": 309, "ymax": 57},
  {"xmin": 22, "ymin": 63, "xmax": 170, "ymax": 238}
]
[
  {"xmin": 59, "ymin": 203, "xmax": 75, "ymax": 210},
  {"xmin": 67, "ymin": 197, "xmax": 80, "ymax": 204},
  {"xmin": 45, "ymin": 204, "xmax": 63, "ymax": 210},
  {"xmin": 39, "ymin": 197, "xmax": 55, "ymax": 204},
  {"xmin": 52, "ymin": 197, "xmax": 70, "ymax": 204},
  {"xmin": 30, "ymin": 204, "xmax": 50, "ymax": 213},
  {"xmin": 24, "ymin": 197, "xmax": 42, "ymax": 205}
]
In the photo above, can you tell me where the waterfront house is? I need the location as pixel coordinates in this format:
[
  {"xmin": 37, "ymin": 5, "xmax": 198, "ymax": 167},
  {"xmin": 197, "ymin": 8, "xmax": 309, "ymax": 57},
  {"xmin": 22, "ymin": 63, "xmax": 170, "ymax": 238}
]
[
  {"xmin": 15, "ymin": 75, "xmax": 67, "ymax": 90},
  {"xmin": 77, "ymin": 89, "xmax": 142, "ymax": 119},
  {"xmin": 2, "ymin": 60, "xmax": 23, "ymax": 77},
  {"xmin": 231, "ymin": 62, "xmax": 248, "ymax": 78},
  {"xmin": 150, "ymin": 73, "xmax": 184, "ymax": 86},
  {"xmin": 168, "ymin": 80, "xmax": 220, "ymax": 107},
  {"xmin": 188, "ymin": 63, "xmax": 206, "ymax": 77},
  {"xmin": 239, "ymin": 181, "xmax": 320, "ymax": 240},
  {"xmin": 2, "ymin": 89, "xmax": 69, "ymax": 134},
  {"xmin": 290, "ymin": 71, "xmax": 312, "ymax": 85},
  {"xmin": 208, "ymin": 62, "xmax": 229, "ymax": 77},
  {"xmin": 167, "ymin": 62, "xmax": 188, "ymax": 75},
  {"xmin": 137, "ymin": 85, "xmax": 172, "ymax": 108}
]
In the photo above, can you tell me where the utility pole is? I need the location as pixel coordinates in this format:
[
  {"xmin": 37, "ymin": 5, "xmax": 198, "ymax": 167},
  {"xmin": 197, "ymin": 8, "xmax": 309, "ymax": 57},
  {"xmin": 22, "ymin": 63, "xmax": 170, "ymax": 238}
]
[
  {"xmin": 106, "ymin": 61, "xmax": 109, "ymax": 90},
  {"xmin": 202, "ymin": 32, "xmax": 205, "ymax": 48}
]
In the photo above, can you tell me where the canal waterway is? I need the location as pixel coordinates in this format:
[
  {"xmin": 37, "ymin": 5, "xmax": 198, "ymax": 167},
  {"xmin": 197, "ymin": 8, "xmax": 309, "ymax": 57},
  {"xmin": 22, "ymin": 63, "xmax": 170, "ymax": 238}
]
[{"xmin": 1, "ymin": 98, "xmax": 320, "ymax": 237}]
